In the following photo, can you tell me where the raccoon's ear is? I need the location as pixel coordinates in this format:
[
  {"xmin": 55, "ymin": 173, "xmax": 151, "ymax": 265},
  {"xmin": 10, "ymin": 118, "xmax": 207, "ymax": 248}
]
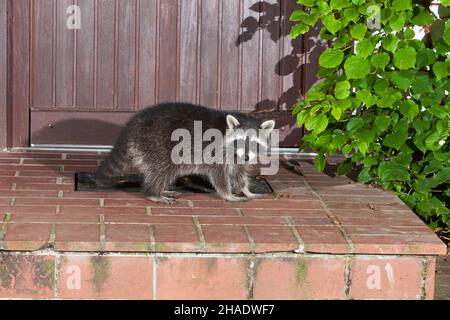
[
  {"xmin": 260, "ymin": 120, "xmax": 275, "ymax": 133},
  {"xmin": 226, "ymin": 115, "xmax": 240, "ymax": 130}
]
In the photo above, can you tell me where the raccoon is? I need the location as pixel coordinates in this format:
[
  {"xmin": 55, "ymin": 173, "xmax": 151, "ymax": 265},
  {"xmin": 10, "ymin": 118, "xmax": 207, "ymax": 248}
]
[{"xmin": 94, "ymin": 102, "xmax": 275, "ymax": 204}]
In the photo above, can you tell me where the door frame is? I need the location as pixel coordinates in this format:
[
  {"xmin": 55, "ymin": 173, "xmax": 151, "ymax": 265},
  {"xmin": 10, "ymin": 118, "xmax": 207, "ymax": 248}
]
[{"xmin": 0, "ymin": 0, "xmax": 30, "ymax": 149}]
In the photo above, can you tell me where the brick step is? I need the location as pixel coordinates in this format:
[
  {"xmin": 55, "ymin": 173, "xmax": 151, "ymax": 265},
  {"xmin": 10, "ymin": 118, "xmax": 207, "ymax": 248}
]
[
  {"xmin": 0, "ymin": 151, "xmax": 446, "ymax": 299},
  {"xmin": 0, "ymin": 252, "xmax": 437, "ymax": 300}
]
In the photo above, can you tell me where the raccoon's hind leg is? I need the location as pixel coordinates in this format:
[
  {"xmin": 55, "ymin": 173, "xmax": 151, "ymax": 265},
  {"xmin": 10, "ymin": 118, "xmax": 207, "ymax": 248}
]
[
  {"xmin": 232, "ymin": 167, "xmax": 264, "ymax": 199},
  {"xmin": 141, "ymin": 171, "xmax": 177, "ymax": 205},
  {"xmin": 209, "ymin": 166, "xmax": 247, "ymax": 202}
]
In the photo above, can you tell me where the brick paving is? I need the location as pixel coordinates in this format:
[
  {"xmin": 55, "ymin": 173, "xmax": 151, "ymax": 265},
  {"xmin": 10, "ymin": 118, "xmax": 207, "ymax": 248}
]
[{"xmin": 0, "ymin": 150, "xmax": 446, "ymax": 299}]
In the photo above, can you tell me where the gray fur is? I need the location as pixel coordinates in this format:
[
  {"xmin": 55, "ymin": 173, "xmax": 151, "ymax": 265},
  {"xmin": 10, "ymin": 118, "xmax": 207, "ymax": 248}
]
[{"xmin": 94, "ymin": 102, "xmax": 274, "ymax": 204}]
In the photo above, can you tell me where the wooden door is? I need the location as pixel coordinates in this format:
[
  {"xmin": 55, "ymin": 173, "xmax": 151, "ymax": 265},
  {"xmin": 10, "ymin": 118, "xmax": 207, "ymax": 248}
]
[{"xmin": 6, "ymin": 0, "xmax": 322, "ymax": 148}]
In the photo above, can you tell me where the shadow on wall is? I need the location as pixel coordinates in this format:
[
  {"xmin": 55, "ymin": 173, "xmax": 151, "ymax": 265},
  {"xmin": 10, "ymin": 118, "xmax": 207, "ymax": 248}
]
[{"xmin": 236, "ymin": 0, "xmax": 326, "ymax": 112}]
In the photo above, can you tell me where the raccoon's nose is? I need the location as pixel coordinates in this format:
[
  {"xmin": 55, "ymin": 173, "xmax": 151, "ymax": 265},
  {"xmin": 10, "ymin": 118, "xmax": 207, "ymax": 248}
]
[{"xmin": 244, "ymin": 155, "xmax": 250, "ymax": 161}]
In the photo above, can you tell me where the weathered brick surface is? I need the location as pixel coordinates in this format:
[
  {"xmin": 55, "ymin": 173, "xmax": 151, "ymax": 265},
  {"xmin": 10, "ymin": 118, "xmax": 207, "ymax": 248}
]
[
  {"xmin": 348, "ymin": 256, "xmax": 433, "ymax": 300},
  {"xmin": 0, "ymin": 251, "xmax": 444, "ymax": 300},
  {"xmin": 0, "ymin": 150, "xmax": 445, "ymax": 255},
  {"xmin": 155, "ymin": 257, "xmax": 249, "ymax": 299},
  {"xmin": 0, "ymin": 151, "xmax": 446, "ymax": 299},
  {"xmin": 4, "ymin": 223, "xmax": 52, "ymax": 250},
  {"xmin": 253, "ymin": 256, "xmax": 346, "ymax": 299},
  {"xmin": 0, "ymin": 254, "xmax": 55, "ymax": 299},
  {"xmin": 58, "ymin": 255, "xmax": 153, "ymax": 299}
]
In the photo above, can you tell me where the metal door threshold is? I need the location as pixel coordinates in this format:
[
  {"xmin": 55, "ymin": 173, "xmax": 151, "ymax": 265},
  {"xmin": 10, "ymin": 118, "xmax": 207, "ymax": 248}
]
[{"xmin": 22, "ymin": 145, "xmax": 316, "ymax": 156}]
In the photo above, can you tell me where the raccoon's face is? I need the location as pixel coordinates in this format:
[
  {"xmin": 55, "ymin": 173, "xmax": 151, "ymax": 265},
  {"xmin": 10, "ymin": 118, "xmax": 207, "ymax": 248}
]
[{"xmin": 225, "ymin": 115, "xmax": 275, "ymax": 162}]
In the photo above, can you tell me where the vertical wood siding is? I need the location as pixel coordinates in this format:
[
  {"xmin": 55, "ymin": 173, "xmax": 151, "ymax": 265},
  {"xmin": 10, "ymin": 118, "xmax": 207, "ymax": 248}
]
[{"xmin": 29, "ymin": 0, "xmax": 303, "ymax": 112}]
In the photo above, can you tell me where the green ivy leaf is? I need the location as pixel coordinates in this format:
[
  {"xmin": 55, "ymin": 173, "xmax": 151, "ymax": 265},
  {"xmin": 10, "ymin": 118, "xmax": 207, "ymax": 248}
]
[
  {"xmin": 416, "ymin": 48, "xmax": 437, "ymax": 68},
  {"xmin": 323, "ymin": 15, "xmax": 342, "ymax": 34},
  {"xmin": 314, "ymin": 154, "xmax": 326, "ymax": 172},
  {"xmin": 404, "ymin": 28, "xmax": 415, "ymax": 40},
  {"xmin": 413, "ymin": 119, "xmax": 431, "ymax": 134},
  {"xmin": 290, "ymin": 23, "xmax": 309, "ymax": 39},
  {"xmin": 305, "ymin": 113, "xmax": 329, "ymax": 133},
  {"xmin": 335, "ymin": 34, "xmax": 352, "ymax": 48},
  {"xmin": 374, "ymin": 115, "xmax": 391, "ymax": 131},
  {"xmin": 331, "ymin": 107, "xmax": 343, "ymax": 120},
  {"xmin": 342, "ymin": 144, "xmax": 353, "ymax": 155},
  {"xmin": 425, "ymin": 131, "xmax": 446, "ymax": 151},
  {"xmin": 382, "ymin": 35, "xmax": 399, "ymax": 53},
  {"xmin": 290, "ymin": 10, "xmax": 307, "ymax": 22},
  {"xmin": 371, "ymin": 53, "xmax": 390, "ymax": 70},
  {"xmin": 331, "ymin": 134, "xmax": 347, "ymax": 149},
  {"xmin": 356, "ymin": 38, "xmax": 376, "ymax": 58},
  {"xmin": 364, "ymin": 156, "xmax": 378, "ymax": 167},
  {"xmin": 358, "ymin": 167, "xmax": 372, "ymax": 183},
  {"xmin": 392, "ymin": 0, "xmax": 412, "ymax": 12},
  {"xmin": 343, "ymin": 8, "xmax": 360, "ymax": 23},
  {"xmin": 411, "ymin": 10, "xmax": 434, "ymax": 26},
  {"xmin": 335, "ymin": 81, "xmax": 351, "ymax": 99},
  {"xmin": 379, "ymin": 161, "xmax": 410, "ymax": 183},
  {"xmin": 393, "ymin": 47, "xmax": 417, "ymax": 70},
  {"xmin": 383, "ymin": 130, "xmax": 408, "ymax": 150},
  {"xmin": 442, "ymin": 0, "xmax": 450, "ymax": 8},
  {"xmin": 319, "ymin": 48, "xmax": 344, "ymax": 68},
  {"xmin": 392, "ymin": 152, "xmax": 412, "ymax": 168},
  {"xmin": 344, "ymin": 56, "xmax": 371, "ymax": 79},
  {"xmin": 346, "ymin": 117, "xmax": 364, "ymax": 131},
  {"xmin": 356, "ymin": 89, "xmax": 377, "ymax": 108},
  {"xmin": 296, "ymin": 110, "xmax": 308, "ymax": 127},
  {"xmin": 350, "ymin": 24, "xmax": 367, "ymax": 40},
  {"xmin": 390, "ymin": 70, "xmax": 413, "ymax": 90},
  {"xmin": 337, "ymin": 159, "xmax": 353, "ymax": 176},
  {"xmin": 330, "ymin": 0, "xmax": 351, "ymax": 9},
  {"xmin": 431, "ymin": 20, "xmax": 446, "ymax": 44},
  {"xmin": 433, "ymin": 61, "xmax": 450, "ymax": 81},
  {"xmin": 399, "ymin": 100, "xmax": 419, "ymax": 120},
  {"xmin": 412, "ymin": 74, "xmax": 434, "ymax": 94},
  {"xmin": 389, "ymin": 14, "xmax": 405, "ymax": 31},
  {"xmin": 297, "ymin": 0, "xmax": 316, "ymax": 6}
]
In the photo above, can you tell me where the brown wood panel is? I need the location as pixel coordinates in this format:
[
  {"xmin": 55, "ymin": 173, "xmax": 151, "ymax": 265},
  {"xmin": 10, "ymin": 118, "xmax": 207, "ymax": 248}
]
[
  {"xmin": 138, "ymin": 0, "xmax": 157, "ymax": 108},
  {"xmin": 199, "ymin": 0, "xmax": 220, "ymax": 108},
  {"xmin": 260, "ymin": 0, "xmax": 281, "ymax": 112},
  {"xmin": 32, "ymin": 0, "xmax": 54, "ymax": 108},
  {"xmin": 18, "ymin": 0, "xmax": 307, "ymax": 147},
  {"xmin": 76, "ymin": 0, "xmax": 95, "ymax": 109},
  {"xmin": 157, "ymin": 0, "xmax": 178, "ymax": 103},
  {"xmin": 220, "ymin": 0, "xmax": 240, "ymax": 111},
  {"xmin": 179, "ymin": 0, "xmax": 199, "ymax": 103},
  {"xmin": 240, "ymin": 0, "xmax": 260, "ymax": 111},
  {"xmin": 11, "ymin": 0, "xmax": 31, "ymax": 147},
  {"xmin": 31, "ymin": 111, "xmax": 133, "ymax": 145},
  {"xmin": 55, "ymin": 0, "xmax": 75, "ymax": 109},
  {"xmin": 0, "ymin": 0, "xmax": 8, "ymax": 148},
  {"xmin": 117, "ymin": 0, "xmax": 136, "ymax": 110},
  {"xmin": 96, "ymin": 0, "xmax": 116, "ymax": 109}
]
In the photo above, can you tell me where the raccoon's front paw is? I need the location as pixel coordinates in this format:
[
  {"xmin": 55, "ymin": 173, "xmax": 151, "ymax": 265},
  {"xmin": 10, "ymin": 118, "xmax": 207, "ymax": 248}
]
[{"xmin": 147, "ymin": 196, "xmax": 177, "ymax": 205}]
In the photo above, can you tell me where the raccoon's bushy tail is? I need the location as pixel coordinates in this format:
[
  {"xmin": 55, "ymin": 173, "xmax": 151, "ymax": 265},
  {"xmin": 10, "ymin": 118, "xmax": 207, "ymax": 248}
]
[{"xmin": 93, "ymin": 143, "xmax": 129, "ymax": 186}]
